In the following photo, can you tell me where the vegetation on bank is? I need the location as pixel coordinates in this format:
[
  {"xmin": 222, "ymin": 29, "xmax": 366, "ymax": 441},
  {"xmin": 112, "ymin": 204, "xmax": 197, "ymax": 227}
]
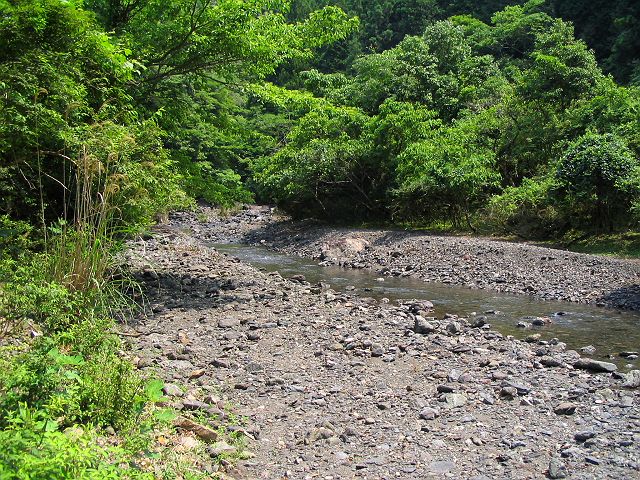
[
  {"xmin": 1, "ymin": 0, "xmax": 639, "ymax": 476},
  {"xmin": 0, "ymin": 0, "xmax": 353, "ymax": 477},
  {"xmin": 250, "ymin": 1, "xmax": 640, "ymax": 239}
]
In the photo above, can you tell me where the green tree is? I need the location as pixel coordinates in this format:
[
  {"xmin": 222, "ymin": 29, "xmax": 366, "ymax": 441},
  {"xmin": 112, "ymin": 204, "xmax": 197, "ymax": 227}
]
[{"xmin": 556, "ymin": 132, "xmax": 640, "ymax": 231}]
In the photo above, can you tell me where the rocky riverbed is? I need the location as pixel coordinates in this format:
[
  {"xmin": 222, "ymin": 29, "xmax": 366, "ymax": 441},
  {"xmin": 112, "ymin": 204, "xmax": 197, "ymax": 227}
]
[
  {"xmin": 189, "ymin": 206, "xmax": 640, "ymax": 311},
  {"xmin": 123, "ymin": 208, "xmax": 640, "ymax": 479}
]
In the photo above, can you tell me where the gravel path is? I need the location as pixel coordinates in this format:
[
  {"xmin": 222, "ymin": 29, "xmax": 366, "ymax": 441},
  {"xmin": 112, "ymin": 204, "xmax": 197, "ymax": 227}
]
[{"xmin": 122, "ymin": 209, "xmax": 640, "ymax": 479}]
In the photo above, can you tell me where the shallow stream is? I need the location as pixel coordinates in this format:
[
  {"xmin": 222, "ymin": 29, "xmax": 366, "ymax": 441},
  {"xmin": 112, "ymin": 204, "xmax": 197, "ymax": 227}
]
[{"xmin": 214, "ymin": 243, "xmax": 640, "ymax": 370}]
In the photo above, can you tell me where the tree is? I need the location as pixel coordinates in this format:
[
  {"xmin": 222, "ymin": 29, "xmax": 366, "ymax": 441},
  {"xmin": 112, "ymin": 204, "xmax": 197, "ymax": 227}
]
[{"xmin": 555, "ymin": 132, "xmax": 640, "ymax": 231}]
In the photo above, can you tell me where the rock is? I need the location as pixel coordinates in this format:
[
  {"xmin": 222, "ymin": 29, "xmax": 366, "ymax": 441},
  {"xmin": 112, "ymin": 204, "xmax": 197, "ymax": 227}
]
[
  {"xmin": 471, "ymin": 317, "xmax": 486, "ymax": 328},
  {"xmin": 620, "ymin": 351, "xmax": 639, "ymax": 358},
  {"xmin": 174, "ymin": 417, "xmax": 218, "ymax": 442},
  {"xmin": 532, "ymin": 317, "xmax": 551, "ymax": 326},
  {"xmin": 575, "ymin": 431, "xmax": 596, "ymax": 442},
  {"xmin": 370, "ymin": 343, "xmax": 384, "ymax": 357},
  {"xmin": 500, "ymin": 387, "xmax": 518, "ymax": 398},
  {"xmin": 580, "ymin": 345, "xmax": 596, "ymax": 355},
  {"xmin": 548, "ymin": 458, "xmax": 568, "ymax": 479},
  {"xmin": 554, "ymin": 402, "xmax": 577, "ymax": 415},
  {"xmin": 182, "ymin": 399, "xmax": 210, "ymax": 411},
  {"xmin": 218, "ymin": 318, "xmax": 241, "ymax": 328},
  {"xmin": 622, "ymin": 370, "xmax": 640, "ymax": 388},
  {"xmin": 573, "ymin": 359, "xmax": 617, "ymax": 373},
  {"xmin": 414, "ymin": 316, "xmax": 437, "ymax": 334},
  {"xmin": 163, "ymin": 383, "xmax": 183, "ymax": 397},
  {"xmin": 207, "ymin": 441, "xmax": 237, "ymax": 457},
  {"xmin": 307, "ymin": 427, "xmax": 334, "ymax": 443},
  {"xmin": 189, "ymin": 368, "xmax": 206, "ymax": 379},
  {"xmin": 446, "ymin": 322, "xmax": 462, "ymax": 334},
  {"xmin": 501, "ymin": 380, "xmax": 531, "ymax": 395},
  {"xmin": 541, "ymin": 356, "xmax": 563, "ymax": 368},
  {"xmin": 437, "ymin": 384, "xmax": 456, "ymax": 393},
  {"xmin": 443, "ymin": 393, "xmax": 467, "ymax": 408},
  {"xmin": 211, "ymin": 358, "xmax": 230, "ymax": 368},
  {"xmin": 419, "ymin": 407, "xmax": 439, "ymax": 420}
]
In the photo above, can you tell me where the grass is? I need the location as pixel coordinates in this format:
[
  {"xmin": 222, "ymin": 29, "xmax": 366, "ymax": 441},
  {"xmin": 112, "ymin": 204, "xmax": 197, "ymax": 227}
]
[{"xmin": 557, "ymin": 231, "xmax": 640, "ymax": 258}]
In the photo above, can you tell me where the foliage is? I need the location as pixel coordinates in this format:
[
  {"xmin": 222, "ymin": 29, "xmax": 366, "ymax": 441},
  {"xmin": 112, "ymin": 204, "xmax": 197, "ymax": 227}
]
[
  {"xmin": 252, "ymin": 2, "xmax": 640, "ymax": 238},
  {"xmin": 555, "ymin": 132, "xmax": 640, "ymax": 231},
  {"xmin": 0, "ymin": 407, "xmax": 152, "ymax": 479},
  {"xmin": 394, "ymin": 122, "xmax": 501, "ymax": 227}
]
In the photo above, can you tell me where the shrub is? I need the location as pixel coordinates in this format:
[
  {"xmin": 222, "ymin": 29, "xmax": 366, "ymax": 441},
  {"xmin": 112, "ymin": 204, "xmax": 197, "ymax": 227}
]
[
  {"xmin": 555, "ymin": 132, "xmax": 640, "ymax": 231},
  {"xmin": 483, "ymin": 176, "xmax": 562, "ymax": 237}
]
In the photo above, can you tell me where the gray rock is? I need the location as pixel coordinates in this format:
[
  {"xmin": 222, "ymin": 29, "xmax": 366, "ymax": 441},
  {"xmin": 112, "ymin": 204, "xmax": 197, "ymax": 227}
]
[
  {"xmin": 182, "ymin": 399, "xmax": 209, "ymax": 411},
  {"xmin": 554, "ymin": 402, "xmax": 577, "ymax": 415},
  {"xmin": 419, "ymin": 407, "xmax": 440, "ymax": 420},
  {"xmin": 580, "ymin": 345, "xmax": 597, "ymax": 355},
  {"xmin": 163, "ymin": 383, "xmax": 183, "ymax": 397},
  {"xmin": 548, "ymin": 458, "xmax": 568, "ymax": 479},
  {"xmin": 443, "ymin": 393, "xmax": 467, "ymax": 408},
  {"xmin": 501, "ymin": 380, "xmax": 531, "ymax": 395},
  {"xmin": 622, "ymin": 370, "xmax": 640, "ymax": 388},
  {"xmin": 446, "ymin": 322, "xmax": 462, "ymax": 334},
  {"xmin": 370, "ymin": 343, "xmax": 384, "ymax": 357},
  {"xmin": 414, "ymin": 317, "xmax": 436, "ymax": 334},
  {"xmin": 573, "ymin": 359, "xmax": 617, "ymax": 373},
  {"xmin": 575, "ymin": 431, "xmax": 596, "ymax": 442},
  {"xmin": 218, "ymin": 318, "xmax": 241, "ymax": 328}
]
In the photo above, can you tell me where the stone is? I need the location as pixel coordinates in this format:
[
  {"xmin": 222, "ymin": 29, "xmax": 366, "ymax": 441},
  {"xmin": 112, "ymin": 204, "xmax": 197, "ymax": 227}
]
[
  {"xmin": 554, "ymin": 402, "xmax": 577, "ymax": 415},
  {"xmin": 189, "ymin": 368, "xmax": 206, "ymax": 379},
  {"xmin": 622, "ymin": 370, "xmax": 640, "ymax": 388},
  {"xmin": 182, "ymin": 399, "xmax": 209, "ymax": 411},
  {"xmin": 429, "ymin": 461, "xmax": 455, "ymax": 474},
  {"xmin": 500, "ymin": 387, "xmax": 518, "ymax": 398},
  {"xmin": 419, "ymin": 407, "xmax": 439, "ymax": 420},
  {"xmin": 541, "ymin": 356, "xmax": 563, "ymax": 368},
  {"xmin": 446, "ymin": 322, "xmax": 462, "ymax": 334},
  {"xmin": 575, "ymin": 431, "xmax": 596, "ymax": 442},
  {"xmin": 174, "ymin": 417, "xmax": 218, "ymax": 442},
  {"xmin": 218, "ymin": 318, "xmax": 241, "ymax": 328},
  {"xmin": 573, "ymin": 359, "xmax": 617, "ymax": 373},
  {"xmin": 501, "ymin": 380, "xmax": 531, "ymax": 395},
  {"xmin": 370, "ymin": 343, "xmax": 384, "ymax": 357},
  {"xmin": 163, "ymin": 383, "xmax": 183, "ymax": 397},
  {"xmin": 548, "ymin": 458, "xmax": 568, "ymax": 479},
  {"xmin": 414, "ymin": 317, "xmax": 436, "ymax": 334},
  {"xmin": 580, "ymin": 345, "xmax": 596, "ymax": 355},
  {"xmin": 443, "ymin": 393, "xmax": 467, "ymax": 408},
  {"xmin": 208, "ymin": 441, "xmax": 237, "ymax": 457}
]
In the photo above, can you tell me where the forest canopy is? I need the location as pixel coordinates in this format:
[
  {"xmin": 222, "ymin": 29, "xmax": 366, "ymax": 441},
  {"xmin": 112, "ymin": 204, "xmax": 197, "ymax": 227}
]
[{"xmin": 1, "ymin": 0, "xmax": 639, "ymax": 239}]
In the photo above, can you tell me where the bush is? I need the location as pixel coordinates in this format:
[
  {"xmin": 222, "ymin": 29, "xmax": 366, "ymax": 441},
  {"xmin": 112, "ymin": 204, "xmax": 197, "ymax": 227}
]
[
  {"xmin": 0, "ymin": 407, "xmax": 152, "ymax": 479},
  {"xmin": 483, "ymin": 176, "xmax": 562, "ymax": 237},
  {"xmin": 555, "ymin": 132, "xmax": 640, "ymax": 231}
]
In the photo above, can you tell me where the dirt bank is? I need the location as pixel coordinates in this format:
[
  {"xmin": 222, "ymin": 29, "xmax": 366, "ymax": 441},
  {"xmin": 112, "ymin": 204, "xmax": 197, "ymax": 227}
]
[{"xmin": 122, "ymin": 210, "xmax": 640, "ymax": 479}]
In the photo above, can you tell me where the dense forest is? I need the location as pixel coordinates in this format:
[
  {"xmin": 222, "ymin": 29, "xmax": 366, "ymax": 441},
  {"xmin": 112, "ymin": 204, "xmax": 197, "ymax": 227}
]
[{"xmin": 0, "ymin": 0, "xmax": 639, "ymax": 476}]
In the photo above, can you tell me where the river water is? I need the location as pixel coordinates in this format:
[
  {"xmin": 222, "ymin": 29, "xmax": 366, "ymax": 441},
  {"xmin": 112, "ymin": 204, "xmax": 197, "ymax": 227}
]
[{"xmin": 214, "ymin": 243, "xmax": 640, "ymax": 370}]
